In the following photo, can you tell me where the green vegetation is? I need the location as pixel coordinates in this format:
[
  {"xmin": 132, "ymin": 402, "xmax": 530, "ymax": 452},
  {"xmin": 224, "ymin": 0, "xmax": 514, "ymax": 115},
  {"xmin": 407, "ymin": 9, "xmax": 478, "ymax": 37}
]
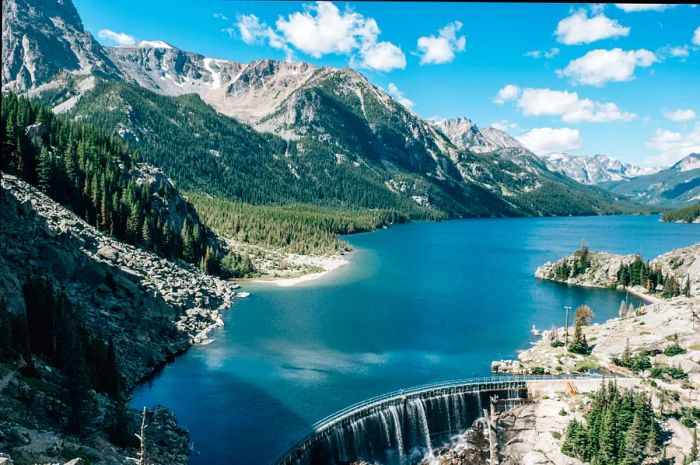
[
  {"xmin": 616, "ymin": 255, "xmax": 665, "ymax": 291},
  {"xmin": 661, "ymin": 202, "xmax": 700, "ymax": 223},
  {"xmin": 615, "ymin": 253, "xmax": 691, "ymax": 299},
  {"xmin": 0, "ymin": 93, "xmax": 252, "ymax": 276},
  {"xmin": 187, "ymin": 192, "xmax": 441, "ymax": 255},
  {"xmin": 612, "ymin": 341, "xmax": 652, "ymax": 373},
  {"xmin": 553, "ymin": 242, "xmax": 591, "ymax": 280},
  {"xmin": 562, "ymin": 382, "xmax": 662, "ymax": 465},
  {"xmin": 568, "ymin": 305, "xmax": 594, "ymax": 355},
  {"xmin": 650, "ymin": 366, "xmax": 687, "ymax": 380}
]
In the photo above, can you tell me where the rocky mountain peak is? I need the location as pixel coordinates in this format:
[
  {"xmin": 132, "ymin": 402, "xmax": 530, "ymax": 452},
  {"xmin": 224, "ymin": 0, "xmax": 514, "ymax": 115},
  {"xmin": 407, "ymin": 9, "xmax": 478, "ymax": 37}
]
[
  {"xmin": 672, "ymin": 153, "xmax": 700, "ymax": 172},
  {"xmin": 431, "ymin": 117, "xmax": 524, "ymax": 153},
  {"xmin": 2, "ymin": 0, "xmax": 121, "ymax": 92}
]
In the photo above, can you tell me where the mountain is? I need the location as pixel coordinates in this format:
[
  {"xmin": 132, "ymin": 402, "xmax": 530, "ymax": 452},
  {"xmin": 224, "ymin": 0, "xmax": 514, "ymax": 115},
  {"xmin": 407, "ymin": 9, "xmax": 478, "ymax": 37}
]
[
  {"xmin": 1, "ymin": 0, "xmax": 121, "ymax": 92},
  {"xmin": 597, "ymin": 154, "xmax": 700, "ymax": 207},
  {"xmin": 3, "ymin": 0, "xmax": 634, "ymax": 231},
  {"xmin": 542, "ymin": 153, "xmax": 661, "ymax": 185},
  {"xmin": 431, "ymin": 117, "xmax": 525, "ymax": 153}
]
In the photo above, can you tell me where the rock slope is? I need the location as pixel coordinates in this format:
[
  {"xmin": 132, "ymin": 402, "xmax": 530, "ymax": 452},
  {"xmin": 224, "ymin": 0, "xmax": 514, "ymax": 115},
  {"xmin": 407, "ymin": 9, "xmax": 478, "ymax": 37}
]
[{"xmin": 1, "ymin": 173, "xmax": 236, "ymax": 386}]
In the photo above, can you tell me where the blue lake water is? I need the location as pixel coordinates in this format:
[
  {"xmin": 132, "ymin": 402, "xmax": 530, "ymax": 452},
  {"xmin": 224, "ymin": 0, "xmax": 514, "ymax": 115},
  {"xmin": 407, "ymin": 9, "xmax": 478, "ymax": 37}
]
[{"xmin": 131, "ymin": 215, "xmax": 698, "ymax": 465}]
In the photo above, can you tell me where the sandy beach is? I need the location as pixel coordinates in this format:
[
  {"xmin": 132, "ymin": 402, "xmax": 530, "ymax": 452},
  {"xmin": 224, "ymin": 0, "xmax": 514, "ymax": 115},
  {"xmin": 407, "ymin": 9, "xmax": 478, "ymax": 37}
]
[{"xmin": 249, "ymin": 254, "xmax": 350, "ymax": 287}]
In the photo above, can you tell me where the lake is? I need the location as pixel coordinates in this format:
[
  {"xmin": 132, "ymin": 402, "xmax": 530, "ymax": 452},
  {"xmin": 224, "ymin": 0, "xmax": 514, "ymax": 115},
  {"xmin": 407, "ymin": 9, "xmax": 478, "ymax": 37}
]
[{"xmin": 131, "ymin": 215, "xmax": 699, "ymax": 465}]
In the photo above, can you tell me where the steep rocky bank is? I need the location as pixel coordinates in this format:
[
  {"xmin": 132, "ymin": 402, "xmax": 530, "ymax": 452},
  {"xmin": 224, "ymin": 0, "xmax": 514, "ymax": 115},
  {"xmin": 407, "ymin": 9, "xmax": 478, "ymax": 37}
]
[{"xmin": 0, "ymin": 173, "xmax": 239, "ymax": 464}]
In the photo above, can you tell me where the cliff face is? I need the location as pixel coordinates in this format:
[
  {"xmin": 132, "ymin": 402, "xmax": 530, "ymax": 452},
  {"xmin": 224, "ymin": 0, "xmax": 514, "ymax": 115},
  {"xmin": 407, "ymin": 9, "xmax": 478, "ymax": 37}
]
[{"xmin": 0, "ymin": 173, "xmax": 237, "ymax": 464}]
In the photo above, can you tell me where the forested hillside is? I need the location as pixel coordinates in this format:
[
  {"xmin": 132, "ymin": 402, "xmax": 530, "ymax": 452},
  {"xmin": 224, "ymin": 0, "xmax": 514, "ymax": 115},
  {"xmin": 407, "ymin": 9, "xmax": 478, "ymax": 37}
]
[
  {"xmin": 1, "ymin": 93, "xmax": 252, "ymax": 277},
  {"xmin": 661, "ymin": 202, "xmax": 700, "ymax": 223}
]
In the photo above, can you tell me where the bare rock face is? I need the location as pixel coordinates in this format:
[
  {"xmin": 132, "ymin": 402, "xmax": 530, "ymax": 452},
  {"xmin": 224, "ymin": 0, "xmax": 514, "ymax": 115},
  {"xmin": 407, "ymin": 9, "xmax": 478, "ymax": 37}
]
[{"xmin": 1, "ymin": 0, "xmax": 121, "ymax": 92}]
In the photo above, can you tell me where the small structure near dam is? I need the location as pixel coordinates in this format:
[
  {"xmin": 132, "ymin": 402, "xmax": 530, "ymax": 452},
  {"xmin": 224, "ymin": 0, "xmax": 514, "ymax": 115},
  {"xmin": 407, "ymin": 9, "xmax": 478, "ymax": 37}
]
[{"xmin": 278, "ymin": 376, "xmax": 537, "ymax": 465}]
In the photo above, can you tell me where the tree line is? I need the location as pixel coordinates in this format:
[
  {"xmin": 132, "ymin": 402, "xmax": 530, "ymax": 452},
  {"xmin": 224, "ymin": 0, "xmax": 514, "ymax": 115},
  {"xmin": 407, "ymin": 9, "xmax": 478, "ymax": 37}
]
[
  {"xmin": 562, "ymin": 381, "xmax": 662, "ymax": 465},
  {"xmin": 1, "ymin": 93, "xmax": 252, "ymax": 277}
]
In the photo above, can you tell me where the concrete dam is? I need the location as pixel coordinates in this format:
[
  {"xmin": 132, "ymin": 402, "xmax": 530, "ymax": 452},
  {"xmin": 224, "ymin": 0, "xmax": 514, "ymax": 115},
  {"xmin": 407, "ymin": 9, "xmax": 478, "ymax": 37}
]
[{"xmin": 277, "ymin": 377, "xmax": 532, "ymax": 465}]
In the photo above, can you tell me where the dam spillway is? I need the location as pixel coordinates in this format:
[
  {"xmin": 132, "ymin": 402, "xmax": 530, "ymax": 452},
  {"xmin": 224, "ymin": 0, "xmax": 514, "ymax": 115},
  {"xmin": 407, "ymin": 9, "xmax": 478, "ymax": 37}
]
[{"xmin": 277, "ymin": 377, "xmax": 531, "ymax": 465}]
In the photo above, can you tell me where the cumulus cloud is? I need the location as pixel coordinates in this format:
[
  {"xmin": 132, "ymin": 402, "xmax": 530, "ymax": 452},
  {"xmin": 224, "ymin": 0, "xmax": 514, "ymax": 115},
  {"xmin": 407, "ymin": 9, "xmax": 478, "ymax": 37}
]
[
  {"xmin": 555, "ymin": 10, "xmax": 630, "ymax": 45},
  {"xmin": 646, "ymin": 123, "xmax": 700, "ymax": 166},
  {"xmin": 525, "ymin": 47, "xmax": 560, "ymax": 59},
  {"xmin": 493, "ymin": 84, "xmax": 521, "ymax": 105},
  {"xmin": 558, "ymin": 48, "xmax": 656, "ymax": 86},
  {"xmin": 615, "ymin": 4, "xmax": 676, "ymax": 12},
  {"xmin": 494, "ymin": 85, "xmax": 636, "ymax": 123},
  {"xmin": 236, "ymin": 2, "xmax": 405, "ymax": 71},
  {"xmin": 663, "ymin": 109, "xmax": 696, "ymax": 122},
  {"xmin": 97, "ymin": 29, "xmax": 136, "ymax": 46},
  {"xmin": 517, "ymin": 127, "xmax": 583, "ymax": 155},
  {"xmin": 387, "ymin": 83, "xmax": 414, "ymax": 109},
  {"xmin": 417, "ymin": 21, "xmax": 466, "ymax": 65},
  {"xmin": 358, "ymin": 41, "xmax": 406, "ymax": 72},
  {"xmin": 237, "ymin": 14, "xmax": 293, "ymax": 60},
  {"xmin": 694, "ymin": 27, "xmax": 700, "ymax": 46},
  {"xmin": 213, "ymin": 12, "xmax": 229, "ymax": 21}
]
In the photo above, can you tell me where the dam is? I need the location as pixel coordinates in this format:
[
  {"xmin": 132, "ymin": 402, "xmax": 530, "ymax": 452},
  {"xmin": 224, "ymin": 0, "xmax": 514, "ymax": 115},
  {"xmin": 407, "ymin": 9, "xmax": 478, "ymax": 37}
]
[{"xmin": 277, "ymin": 376, "xmax": 533, "ymax": 465}]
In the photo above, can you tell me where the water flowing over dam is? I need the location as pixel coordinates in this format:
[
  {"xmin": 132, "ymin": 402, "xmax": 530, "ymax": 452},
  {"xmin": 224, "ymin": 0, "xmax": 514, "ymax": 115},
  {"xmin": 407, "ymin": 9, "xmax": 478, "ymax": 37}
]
[{"xmin": 278, "ymin": 377, "xmax": 530, "ymax": 465}]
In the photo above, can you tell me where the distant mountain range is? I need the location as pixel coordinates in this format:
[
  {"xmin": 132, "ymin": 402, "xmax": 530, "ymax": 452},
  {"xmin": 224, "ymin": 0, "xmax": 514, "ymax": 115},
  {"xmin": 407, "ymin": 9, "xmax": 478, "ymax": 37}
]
[
  {"xmin": 541, "ymin": 153, "xmax": 661, "ymax": 185},
  {"xmin": 597, "ymin": 154, "xmax": 700, "ymax": 207},
  {"xmin": 1, "ymin": 0, "xmax": 632, "ymax": 218}
]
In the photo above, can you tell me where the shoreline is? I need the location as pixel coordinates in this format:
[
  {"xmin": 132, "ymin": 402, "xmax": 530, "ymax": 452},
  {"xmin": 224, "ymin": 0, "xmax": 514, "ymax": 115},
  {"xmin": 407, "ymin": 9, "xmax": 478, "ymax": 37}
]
[{"xmin": 245, "ymin": 254, "xmax": 351, "ymax": 287}]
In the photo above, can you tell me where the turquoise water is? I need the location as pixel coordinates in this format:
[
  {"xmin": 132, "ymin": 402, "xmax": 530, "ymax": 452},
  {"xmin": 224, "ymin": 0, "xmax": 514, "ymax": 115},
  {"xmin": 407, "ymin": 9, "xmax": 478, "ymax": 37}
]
[{"xmin": 131, "ymin": 215, "xmax": 698, "ymax": 465}]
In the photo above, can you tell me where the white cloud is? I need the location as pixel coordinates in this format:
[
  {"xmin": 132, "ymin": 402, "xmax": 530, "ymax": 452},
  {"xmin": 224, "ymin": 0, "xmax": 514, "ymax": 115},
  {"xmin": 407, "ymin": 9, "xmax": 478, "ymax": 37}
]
[
  {"xmin": 493, "ymin": 84, "xmax": 521, "ymax": 105},
  {"xmin": 490, "ymin": 120, "xmax": 521, "ymax": 132},
  {"xmin": 387, "ymin": 83, "xmax": 414, "ymax": 109},
  {"xmin": 525, "ymin": 47, "xmax": 560, "ymax": 59},
  {"xmin": 517, "ymin": 127, "xmax": 583, "ymax": 155},
  {"xmin": 646, "ymin": 123, "xmax": 700, "ymax": 166},
  {"xmin": 658, "ymin": 45, "xmax": 689, "ymax": 60},
  {"xmin": 237, "ymin": 2, "xmax": 405, "ymax": 71},
  {"xmin": 664, "ymin": 109, "xmax": 696, "ymax": 122},
  {"xmin": 497, "ymin": 86, "xmax": 636, "ymax": 123},
  {"xmin": 359, "ymin": 41, "xmax": 406, "ymax": 72},
  {"xmin": 615, "ymin": 4, "xmax": 676, "ymax": 12},
  {"xmin": 417, "ymin": 21, "xmax": 466, "ymax": 65},
  {"xmin": 694, "ymin": 27, "xmax": 700, "ymax": 46},
  {"xmin": 213, "ymin": 12, "xmax": 229, "ymax": 21},
  {"xmin": 237, "ymin": 14, "xmax": 293, "ymax": 60},
  {"xmin": 558, "ymin": 48, "xmax": 656, "ymax": 86},
  {"xmin": 97, "ymin": 29, "xmax": 136, "ymax": 46},
  {"xmin": 555, "ymin": 10, "xmax": 630, "ymax": 45},
  {"xmin": 276, "ymin": 2, "xmax": 371, "ymax": 57}
]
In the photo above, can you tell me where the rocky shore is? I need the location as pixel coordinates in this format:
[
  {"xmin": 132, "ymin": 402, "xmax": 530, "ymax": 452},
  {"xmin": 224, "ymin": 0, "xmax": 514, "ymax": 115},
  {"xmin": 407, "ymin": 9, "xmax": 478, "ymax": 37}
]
[
  {"xmin": 0, "ymin": 173, "xmax": 240, "ymax": 464},
  {"xmin": 489, "ymin": 243, "xmax": 700, "ymax": 464}
]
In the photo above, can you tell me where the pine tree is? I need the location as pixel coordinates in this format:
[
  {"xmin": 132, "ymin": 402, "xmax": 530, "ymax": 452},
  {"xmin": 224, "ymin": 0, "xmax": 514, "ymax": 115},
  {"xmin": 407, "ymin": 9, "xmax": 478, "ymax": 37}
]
[
  {"xmin": 620, "ymin": 414, "xmax": 646, "ymax": 465},
  {"xmin": 36, "ymin": 147, "xmax": 53, "ymax": 194},
  {"xmin": 619, "ymin": 300, "xmax": 627, "ymax": 319},
  {"xmin": 686, "ymin": 429, "xmax": 698, "ymax": 465}
]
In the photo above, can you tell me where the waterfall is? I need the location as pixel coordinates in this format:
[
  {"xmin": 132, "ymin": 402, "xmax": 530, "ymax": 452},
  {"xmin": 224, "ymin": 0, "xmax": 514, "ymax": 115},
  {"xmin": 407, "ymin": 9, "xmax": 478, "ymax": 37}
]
[{"xmin": 281, "ymin": 384, "xmax": 527, "ymax": 465}]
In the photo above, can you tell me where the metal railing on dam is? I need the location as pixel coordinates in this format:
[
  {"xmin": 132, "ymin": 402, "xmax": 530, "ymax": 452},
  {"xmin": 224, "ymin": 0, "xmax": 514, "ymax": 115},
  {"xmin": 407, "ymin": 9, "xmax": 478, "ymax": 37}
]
[{"xmin": 277, "ymin": 374, "xmax": 611, "ymax": 465}]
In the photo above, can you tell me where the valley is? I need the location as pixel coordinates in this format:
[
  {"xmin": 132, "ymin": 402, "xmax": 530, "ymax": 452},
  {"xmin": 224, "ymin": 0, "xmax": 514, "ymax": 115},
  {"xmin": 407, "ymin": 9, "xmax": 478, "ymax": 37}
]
[{"xmin": 1, "ymin": 1, "xmax": 698, "ymax": 465}]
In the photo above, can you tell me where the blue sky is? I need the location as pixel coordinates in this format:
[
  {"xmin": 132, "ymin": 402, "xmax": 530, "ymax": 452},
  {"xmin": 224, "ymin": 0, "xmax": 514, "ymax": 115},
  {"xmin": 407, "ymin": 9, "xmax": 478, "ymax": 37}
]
[{"xmin": 74, "ymin": 1, "xmax": 700, "ymax": 167}]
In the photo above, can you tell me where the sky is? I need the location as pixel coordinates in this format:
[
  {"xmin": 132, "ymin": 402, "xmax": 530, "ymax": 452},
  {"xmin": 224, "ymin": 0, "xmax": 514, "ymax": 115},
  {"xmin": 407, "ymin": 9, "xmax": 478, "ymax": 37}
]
[{"xmin": 73, "ymin": 1, "xmax": 700, "ymax": 167}]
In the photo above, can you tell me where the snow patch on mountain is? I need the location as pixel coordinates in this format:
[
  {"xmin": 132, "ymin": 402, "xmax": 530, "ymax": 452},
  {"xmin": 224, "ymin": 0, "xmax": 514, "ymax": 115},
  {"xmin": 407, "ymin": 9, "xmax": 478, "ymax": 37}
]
[{"xmin": 541, "ymin": 153, "xmax": 661, "ymax": 184}]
